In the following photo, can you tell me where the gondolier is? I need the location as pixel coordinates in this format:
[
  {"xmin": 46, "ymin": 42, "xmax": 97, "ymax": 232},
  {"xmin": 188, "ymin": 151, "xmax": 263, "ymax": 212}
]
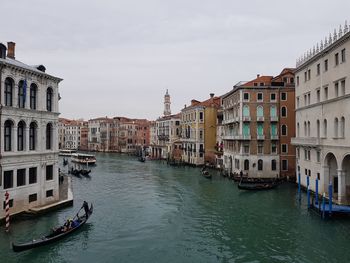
[{"xmin": 82, "ymin": 201, "xmax": 89, "ymax": 217}]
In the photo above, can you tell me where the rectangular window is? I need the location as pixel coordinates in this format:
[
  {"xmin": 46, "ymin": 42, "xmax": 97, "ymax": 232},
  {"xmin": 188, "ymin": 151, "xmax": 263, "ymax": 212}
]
[
  {"xmin": 308, "ymin": 69, "xmax": 311, "ymax": 80},
  {"xmin": 4, "ymin": 170, "xmax": 13, "ymax": 189},
  {"xmin": 243, "ymin": 93, "xmax": 249, "ymax": 101},
  {"xmin": 270, "ymin": 93, "xmax": 276, "ymax": 101},
  {"xmin": 335, "ymin": 82, "xmax": 339, "ymax": 97},
  {"xmin": 304, "ymin": 71, "xmax": 307, "ymax": 82},
  {"xmin": 317, "ymin": 173, "xmax": 320, "ymax": 180},
  {"xmin": 304, "ymin": 94, "xmax": 307, "ymax": 106},
  {"xmin": 297, "ymin": 76, "xmax": 299, "ymax": 86},
  {"xmin": 29, "ymin": 193, "xmax": 37, "ymax": 203},
  {"xmin": 282, "ymin": 160, "xmax": 288, "ymax": 171},
  {"xmin": 304, "ymin": 149, "xmax": 307, "ymax": 160},
  {"xmin": 29, "ymin": 167, "xmax": 37, "ymax": 184},
  {"xmin": 281, "ymin": 144, "xmax": 288, "ymax": 153},
  {"xmin": 308, "ymin": 150, "xmax": 311, "ymax": 161},
  {"xmin": 257, "ymin": 143, "xmax": 263, "ymax": 154},
  {"xmin": 335, "ymin": 53, "xmax": 339, "ymax": 66},
  {"xmin": 341, "ymin": 80, "xmax": 346, "ymax": 96},
  {"xmin": 243, "ymin": 144, "xmax": 250, "ymax": 154},
  {"xmin": 46, "ymin": 189, "xmax": 54, "ymax": 197},
  {"xmin": 296, "ymin": 97, "xmax": 300, "ymax": 108},
  {"xmin": 297, "ymin": 147, "xmax": 300, "ymax": 159},
  {"xmin": 324, "ymin": 86, "xmax": 328, "ymax": 100},
  {"xmin": 46, "ymin": 165, "xmax": 53, "ymax": 181},
  {"xmin": 316, "ymin": 89, "xmax": 320, "ymax": 102},
  {"xmin": 17, "ymin": 169, "xmax": 26, "ymax": 187},
  {"xmin": 257, "ymin": 93, "xmax": 263, "ymax": 101},
  {"xmin": 307, "ymin": 93, "xmax": 311, "ymax": 105},
  {"xmin": 3, "ymin": 199, "xmax": 13, "ymax": 209},
  {"xmin": 281, "ymin": 92, "xmax": 287, "ymax": 101},
  {"xmin": 271, "ymin": 143, "xmax": 277, "ymax": 154},
  {"xmin": 317, "ymin": 151, "xmax": 321, "ymax": 162},
  {"xmin": 199, "ymin": 112, "xmax": 203, "ymax": 121},
  {"xmin": 324, "ymin": 59, "xmax": 328, "ymax": 71},
  {"xmin": 341, "ymin": 48, "xmax": 346, "ymax": 63},
  {"xmin": 317, "ymin": 63, "xmax": 320, "ymax": 75}
]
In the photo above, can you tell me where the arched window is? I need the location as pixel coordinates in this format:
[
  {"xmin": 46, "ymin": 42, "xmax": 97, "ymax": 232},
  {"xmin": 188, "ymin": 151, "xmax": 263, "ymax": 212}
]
[
  {"xmin": 46, "ymin": 123, "xmax": 52, "ymax": 150},
  {"xmin": 334, "ymin": 118, "xmax": 339, "ymax": 138},
  {"xmin": 47, "ymin": 87, "xmax": 53, "ymax": 111},
  {"xmin": 297, "ymin": 123, "xmax": 300, "ymax": 137},
  {"xmin": 5, "ymin": 78, "xmax": 13, "ymax": 106},
  {"xmin": 258, "ymin": 159, "xmax": 263, "ymax": 171},
  {"xmin": 271, "ymin": 159, "xmax": 277, "ymax": 171},
  {"xmin": 257, "ymin": 106, "xmax": 263, "ymax": 117},
  {"xmin": 18, "ymin": 80, "xmax": 26, "ymax": 108},
  {"xmin": 307, "ymin": 121, "xmax": 310, "ymax": 137},
  {"xmin": 281, "ymin": 106, "xmax": 287, "ymax": 117},
  {"xmin": 304, "ymin": 121, "xmax": 307, "ymax": 136},
  {"xmin": 17, "ymin": 121, "xmax": 25, "ymax": 151},
  {"xmin": 243, "ymin": 105, "xmax": 250, "ymax": 117},
  {"xmin": 340, "ymin": 117, "xmax": 345, "ymax": 138},
  {"xmin": 4, "ymin": 120, "xmax": 13, "ymax": 151},
  {"xmin": 244, "ymin": 159, "xmax": 249, "ymax": 170},
  {"xmin": 29, "ymin": 122, "xmax": 37, "ymax": 150},
  {"xmin": 317, "ymin": 120, "xmax": 320, "ymax": 138},
  {"xmin": 270, "ymin": 105, "xmax": 276, "ymax": 117},
  {"xmin": 323, "ymin": 119, "xmax": 327, "ymax": 138},
  {"xmin": 30, "ymin": 83, "xmax": 37, "ymax": 110},
  {"xmin": 281, "ymin": 125, "xmax": 287, "ymax": 136}
]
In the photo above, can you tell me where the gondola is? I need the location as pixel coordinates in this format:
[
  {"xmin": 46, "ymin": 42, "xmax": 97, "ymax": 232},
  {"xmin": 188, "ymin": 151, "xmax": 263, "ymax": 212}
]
[
  {"xmin": 12, "ymin": 202, "xmax": 93, "ymax": 252},
  {"xmin": 63, "ymin": 158, "xmax": 68, "ymax": 166},
  {"xmin": 138, "ymin": 157, "xmax": 145, "ymax": 162},
  {"xmin": 238, "ymin": 180, "xmax": 278, "ymax": 190},
  {"xmin": 201, "ymin": 170, "xmax": 212, "ymax": 179},
  {"xmin": 80, "ymin": 169, "xmax": 91, "ymax": 176}
]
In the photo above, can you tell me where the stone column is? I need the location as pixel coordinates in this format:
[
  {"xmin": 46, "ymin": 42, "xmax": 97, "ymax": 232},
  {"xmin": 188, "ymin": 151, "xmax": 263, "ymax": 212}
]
[
  {"xmin": 322, "ymin": 165, "xmax": 330, "ymax": 195},
  {"xmin": 338, "ymin": 169, "xmax": 346, "ymax": 204},
  {"xmin": 25, "ymin": 127, "xmax": 30, "ymax": 151}
]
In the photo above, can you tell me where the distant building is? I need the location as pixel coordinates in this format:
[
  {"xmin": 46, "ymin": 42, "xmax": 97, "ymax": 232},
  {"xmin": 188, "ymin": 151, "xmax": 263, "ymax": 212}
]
[
  {"xmin": 181, "ymin": 94, "xmax": 221, "ymax": 166},
  {"xmin": 222, "ymin": 69, "xmax": 295, "ymax": 179},
  {"xmin": 292, "ymin": 22, "xmax": 350, "ymax": 204},
  {"xmin": 59, "ymin": 118, "xmax": 88, "ymax": 151},
  {"xmin": 0, "ymin": 42, "xmax": 62, "ymax": 219}
]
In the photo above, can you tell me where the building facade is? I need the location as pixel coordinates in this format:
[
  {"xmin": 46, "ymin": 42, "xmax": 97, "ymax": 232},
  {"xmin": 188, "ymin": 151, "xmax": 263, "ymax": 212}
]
[
  {"xmin": 222, "ymin": 69, "xmax": 295, "ymax": 179},
  {"xmin": 181, "ymin": 94, "xmax": 220, "ymax": 166},
  {"xmin": 0, "ymin": 42, "xmax": 62, "ymax": 218},
  {"xmin": 292, "ymin": 22, "xmax": 350, "ymax": 204}
]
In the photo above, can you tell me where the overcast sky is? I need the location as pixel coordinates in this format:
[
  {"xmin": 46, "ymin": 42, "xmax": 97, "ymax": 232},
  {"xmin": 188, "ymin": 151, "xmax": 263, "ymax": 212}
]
[{"xmin": 2, "ymin": 0, "xmax": 350, "ymax": 120}]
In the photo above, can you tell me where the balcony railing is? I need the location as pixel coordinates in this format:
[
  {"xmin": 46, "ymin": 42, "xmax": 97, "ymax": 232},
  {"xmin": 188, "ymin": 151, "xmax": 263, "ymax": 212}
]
[
  {"xmin": 236, "ymin": 134, "xmax": 251, "ymax": 140},
  {"xmin": 270, "ymin": 116, "xmax": 278, "ymax": 122},
  {"xmin": 257, "ymin": 135, "xmax": 265, "ymax": 140},
  {"xmin": 291, "ymin": 137, "xmax": 321, "ymax": 147},
  {"xmin": 256, "ymin": 116, "xmax": 264, "ymax": 122},
  {"xmin": 270, "ymin": 134, "xmax": 278, "ymax": 140},
  {"xmin": 242, "ymin": 116, "xmax": 251, "ymax": 122}
]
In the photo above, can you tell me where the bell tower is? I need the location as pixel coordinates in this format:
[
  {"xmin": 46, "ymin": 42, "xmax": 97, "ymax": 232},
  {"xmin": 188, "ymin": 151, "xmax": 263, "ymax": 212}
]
[{"xmin": 163, "ymin": 89, "xmax": 171, "ymax": 116}]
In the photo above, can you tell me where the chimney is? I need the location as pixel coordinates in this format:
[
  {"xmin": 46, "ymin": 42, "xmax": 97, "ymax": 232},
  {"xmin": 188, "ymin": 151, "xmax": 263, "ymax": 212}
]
[
  {"xmin": 210, "ymin": 93, "xmax": 214, "ymax": 98},
  {"xmin": 7, "ymin": 42, "xmax": 15, "ymax": 59},
  {"xmin": 257, "ymin": 74, "xmax": 260, "ymax": 78}
]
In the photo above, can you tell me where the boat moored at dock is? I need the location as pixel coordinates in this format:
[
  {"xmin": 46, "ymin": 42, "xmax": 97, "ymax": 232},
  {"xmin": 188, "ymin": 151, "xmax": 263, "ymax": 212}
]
[{"xmin": 71, "ymin": 153, "xmax": 96, "ymax": 165}]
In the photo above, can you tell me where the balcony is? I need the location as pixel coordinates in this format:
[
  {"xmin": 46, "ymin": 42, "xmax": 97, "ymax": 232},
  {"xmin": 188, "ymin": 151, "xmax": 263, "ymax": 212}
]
[
  {"xmin": 223, "ymin": 135, "xmax": 236, "ymax": 140},
  {"xmin": 222, "ymin": 118, "xmax": 235, "ymax": 125},
  {"xmin": 270, "ymin": 134, "xmax": 279, "ymax": 140},
  {"xmin": 291, "ymin": 137, "xmax": 321, "ymax": 147},
  {"xmin": 242, "ymin": 116, "xmax": 251, "ymax": 122},
  {"xmin": 270, "ymin": 116, "xmax": 278, "ymax": 122},
  {"xmin": 257, "ymin": 135, "xmax": 265, "ymax": 140},
  {"xmin": 256, "ymin": 116, "xmax": 264, "ymax": 122},
  {"xmin": 236, "ymin": 134, "xmax": 251, "ymax": 140}
]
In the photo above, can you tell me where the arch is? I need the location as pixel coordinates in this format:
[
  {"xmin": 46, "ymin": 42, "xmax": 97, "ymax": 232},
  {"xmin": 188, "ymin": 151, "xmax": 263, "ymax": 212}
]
[
  {"xmin": 271, "ymin": 159, "xmax": 277, "ymax": 171},
  {"xmin": 323, "ymin": 119, "xmax": 327, "ymax": 138},
  {"xmin": 281, "ymin": 106, "xmax": 287, "ymax": 117},
  {"xmin": 244, "ymin": 159, "xmax": 249, "ymax": 170},
  {"xmin": 256, "ymin": 106, "xmax": 263, "ymax": 117},
  {"xmin": 46, "ymin": 123, "xmax": 53, "ymax": 150},
  {"xmin": 281, "ymin": 124, "xmax": 287, "ymax": 136},
  {"xmin": 17, "ymin": 120, "xmax": 26, "ymax": 151},
  {"xmin": 340, "ymin": 117, "xmax": 345, "ymax": 138},
  {"xmin": 4, "ymin": 77, "xmax": 14, "ymax": 106},
  {"xmin": 258, "ymin": 159, "xmax": 263, "ymax": 171},
  {"xmin": 334, "ymin": 118, "xmax": 339, "ymax": 138},
  {"xmin": 30, "ymin": 83, "xmax": 38, "ymax": 110},
  {"xmin": 341, "ymin": 154, "xmax": 350, "ymax": 203},
  {"xmin": 18, "ymin": 80, "xmax": 26, "ymax": 108},
  {"xmin": 270, "ymin": 105, "xmax": 277, "ymax": 117},
  {"xmin": 4, "ymin": 119, "xmax": 14, "ymax": 151},
  {"xmin": 324, "ymin": 152, "xmax": 338, "ymax": 196},
  {"xmin": 47, "ymin": 87, "xmax": 53, "ymax": 111}
]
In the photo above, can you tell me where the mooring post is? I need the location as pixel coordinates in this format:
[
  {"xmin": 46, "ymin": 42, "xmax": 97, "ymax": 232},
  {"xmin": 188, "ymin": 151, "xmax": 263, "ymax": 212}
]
[
  {"xmin": 298, "ymin": 172, "xmax": 301, "ymax": 202},
  {"xmin": 328, "ymin": 183, "xmax": 333, "ymax": 216},
  {"xmin": 307, "ymin": 176, "xmax": 310, "ymax": 208},
  {"xmin": 322, "ymin": 192, "xmax": 326, "ymax": 219},
  {"xmin": 5, "ymin": 191, "xmax": 10, "ymax": 232},
  {"xmin": 315, "ymin": 178, "xmax": 319, "ymax": 205}
]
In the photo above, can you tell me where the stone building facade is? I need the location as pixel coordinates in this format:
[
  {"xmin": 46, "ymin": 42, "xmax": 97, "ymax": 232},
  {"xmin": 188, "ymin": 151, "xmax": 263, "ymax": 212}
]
[{"xmin": 0, "ymin": 42, "xmax": 62, "ymax": 218}]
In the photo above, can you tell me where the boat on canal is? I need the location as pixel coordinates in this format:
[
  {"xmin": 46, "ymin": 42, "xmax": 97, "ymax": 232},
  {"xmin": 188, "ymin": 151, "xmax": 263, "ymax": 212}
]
[
  {"xmin": 59, "ymin": 149, "xmax": 77, "ymax": 157},
  {"xmin": 71, "ymin": 153, "xmax": 96, "ymax": 165},
  {"xmin": 201, "ymin": 168, "xmax": 212, "ymax": 179},
  {"xmin": 12, "ymin": 202, "xmax": 93, "ymax": 252},
  {"xmin": 238, "ymin": 179, "xmax": 279, "ymax": 190}
]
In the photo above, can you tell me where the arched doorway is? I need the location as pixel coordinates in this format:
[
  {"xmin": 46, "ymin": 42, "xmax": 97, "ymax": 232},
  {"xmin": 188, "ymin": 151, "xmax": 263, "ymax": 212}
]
[
  {"xmin": 323, "ymin": 152, "xmax": 338, "ymax": 200},
  {"xmin": 341, "ymin": 154, "xmax": 350, "ymax": 204}
]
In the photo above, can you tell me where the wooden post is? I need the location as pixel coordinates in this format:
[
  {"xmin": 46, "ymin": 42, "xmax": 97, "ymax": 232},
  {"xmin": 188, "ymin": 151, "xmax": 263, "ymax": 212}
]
[{"xmin": 5, "ymin": 191, "xmax": 10, "ymax": 232}]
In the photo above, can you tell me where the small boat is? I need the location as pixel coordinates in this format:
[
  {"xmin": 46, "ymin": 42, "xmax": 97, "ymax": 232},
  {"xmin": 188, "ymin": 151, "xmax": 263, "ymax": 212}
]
[
  {"xmin": 59, "ymin": 149, "xmax": 77, "ymax": 157},
  {"xmin": 238, "ymin": 180, "xmax": 278, "ymax": 190},
  {"xmin": 12, "ymin": 202, "xmax": 93, "ymax": 252},
  {"xmin": 63, "ymin": 158, "xmax": 68, "ymax": 166},
  {"xmin": 71, "ymin": 153, "xmax": 96, "ymax": 165},
  {"xmin": 80, "ymin": 169, "xmax": 91, "ymax": 176},
  {"xmin": 201, "ymin": 170, "xmax": 212, "ymax": 179},
  {"xmin": 70, "ymin": 168, "xmax": 81, "ymax": 177},
  {"xmin": 138, "ymin": 157, "xmax": 145, "ymax": 162}
]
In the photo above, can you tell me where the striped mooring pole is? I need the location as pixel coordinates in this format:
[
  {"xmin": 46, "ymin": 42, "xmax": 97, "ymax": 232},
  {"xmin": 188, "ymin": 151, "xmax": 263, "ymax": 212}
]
[{"xmin": 5, "ymin": 191, "xmax": 10, "ymax": 232}]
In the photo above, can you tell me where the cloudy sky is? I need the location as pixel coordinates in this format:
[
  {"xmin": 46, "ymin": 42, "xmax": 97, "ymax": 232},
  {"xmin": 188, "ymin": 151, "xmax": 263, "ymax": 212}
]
[{"xmin": 2, "ymin": 0, "xmax": 350, "ymax": 120}]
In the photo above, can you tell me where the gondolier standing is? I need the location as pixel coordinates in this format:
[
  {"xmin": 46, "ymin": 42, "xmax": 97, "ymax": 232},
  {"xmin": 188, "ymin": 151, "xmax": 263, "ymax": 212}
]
[{"xmin": 82, "ymin": 201, "xmax": 89, "ymax": 218}]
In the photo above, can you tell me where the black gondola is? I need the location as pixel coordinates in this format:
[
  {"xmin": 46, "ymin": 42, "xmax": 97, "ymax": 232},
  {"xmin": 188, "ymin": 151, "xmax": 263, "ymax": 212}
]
[
  {"xmin": 63, "ymin": 158, "xmax": 68, "ymax": 166},
  {"xmin": 238, "ymin": 180, "xmax": 278, "ymax": 190},
  {"xmin": 201, "ymin": 170, "xmax": 212, "ymax": 179},
  {"xmin": 12, "ymin": 202, "xmax": 93, "ymax": 252},
  {"xmin": 80, "ymin": 169, "xmax": 91, "ymax": 176}
]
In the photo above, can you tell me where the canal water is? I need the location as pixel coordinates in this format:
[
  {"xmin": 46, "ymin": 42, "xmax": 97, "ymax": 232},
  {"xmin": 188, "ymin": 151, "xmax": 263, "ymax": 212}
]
[{"xmin": 2, "ymin": 153, "xmax": 350, "ymax": 263}]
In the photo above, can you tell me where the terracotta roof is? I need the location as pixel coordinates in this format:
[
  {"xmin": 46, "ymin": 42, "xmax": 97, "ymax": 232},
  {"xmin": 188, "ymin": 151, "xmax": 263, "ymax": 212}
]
[
  {"xmin": 242, "ymin": 76, "xmax": 273, "ymax": 87},
  {"xmin": 183, "ymin": 96, "xmax": 221, "ymax": 110}
]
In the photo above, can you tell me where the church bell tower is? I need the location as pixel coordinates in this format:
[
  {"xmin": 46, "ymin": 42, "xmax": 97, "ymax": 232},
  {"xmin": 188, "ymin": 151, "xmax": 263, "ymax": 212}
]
[{"xmin": 163, "ymin": 89, "xmax": 171, "ymax": 116}]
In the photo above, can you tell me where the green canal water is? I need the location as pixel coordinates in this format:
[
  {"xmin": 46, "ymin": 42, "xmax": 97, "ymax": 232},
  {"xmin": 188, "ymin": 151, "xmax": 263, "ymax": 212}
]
[{"xmin": 1, "ymin": 153, "xmax": 350, "ymax": 263}]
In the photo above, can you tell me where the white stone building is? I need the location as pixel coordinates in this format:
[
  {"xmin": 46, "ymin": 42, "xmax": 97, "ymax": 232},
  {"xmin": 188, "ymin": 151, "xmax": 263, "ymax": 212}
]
[
  {"xmin": 292, "ymin": 22, "xmax": 350, "ymax": 204},
  {"xmin": 0, "ymin": 42, "xmax": 62, "ymax": 219}
]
